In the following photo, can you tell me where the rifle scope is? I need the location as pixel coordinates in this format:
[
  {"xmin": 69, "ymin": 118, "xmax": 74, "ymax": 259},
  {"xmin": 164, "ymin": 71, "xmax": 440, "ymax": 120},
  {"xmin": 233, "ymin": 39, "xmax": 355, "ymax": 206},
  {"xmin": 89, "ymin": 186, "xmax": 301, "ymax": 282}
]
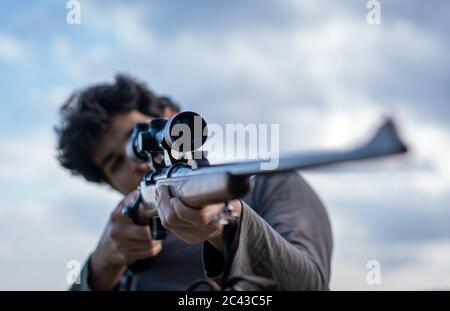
[{"xmin": 126, "ymin": 111, "xmax": 208, "ymax": 163}]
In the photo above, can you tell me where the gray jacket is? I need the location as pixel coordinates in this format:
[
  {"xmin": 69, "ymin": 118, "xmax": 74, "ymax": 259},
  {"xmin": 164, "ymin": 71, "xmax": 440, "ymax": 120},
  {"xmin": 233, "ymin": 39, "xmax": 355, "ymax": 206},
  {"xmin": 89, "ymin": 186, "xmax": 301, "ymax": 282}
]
[{"xmin": 71, "ymin": 172, "xmax": 333, "ymax": 291}]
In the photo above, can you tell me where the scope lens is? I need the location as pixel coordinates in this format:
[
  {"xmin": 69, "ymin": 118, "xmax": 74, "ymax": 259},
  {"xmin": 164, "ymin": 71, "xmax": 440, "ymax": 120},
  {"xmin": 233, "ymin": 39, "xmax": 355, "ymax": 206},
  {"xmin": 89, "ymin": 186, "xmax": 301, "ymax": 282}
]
[{"xmin": 165, "ymin": 111, "xmax": 207, "ymax": 152}]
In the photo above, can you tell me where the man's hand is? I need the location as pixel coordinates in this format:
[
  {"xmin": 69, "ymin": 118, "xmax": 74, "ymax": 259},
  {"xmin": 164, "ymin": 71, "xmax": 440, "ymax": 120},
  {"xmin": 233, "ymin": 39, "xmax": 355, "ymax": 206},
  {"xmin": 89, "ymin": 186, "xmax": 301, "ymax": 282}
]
[
  {"xmin": 89, "ymin": 190, "xmax": 162, "ymax": 290},
  {"xmin": 155, "ymin": 185, "xmax": 242, "ymax": 252}
]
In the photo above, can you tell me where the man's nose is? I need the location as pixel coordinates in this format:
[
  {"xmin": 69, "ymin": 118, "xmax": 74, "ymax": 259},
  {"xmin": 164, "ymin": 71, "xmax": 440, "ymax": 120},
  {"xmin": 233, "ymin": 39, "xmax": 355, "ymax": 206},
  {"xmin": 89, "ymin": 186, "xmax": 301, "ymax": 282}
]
[{"xmin": 132, "ymin": 162, "xmax": 150, "ymax": 175}]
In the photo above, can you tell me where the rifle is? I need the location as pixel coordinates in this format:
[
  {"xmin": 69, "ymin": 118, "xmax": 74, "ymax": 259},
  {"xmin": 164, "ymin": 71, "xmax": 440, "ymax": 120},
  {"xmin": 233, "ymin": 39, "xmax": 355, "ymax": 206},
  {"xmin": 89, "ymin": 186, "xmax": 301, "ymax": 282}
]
[{"xmin": 123, "ymin": 111, "xmax": 408, "ymax": 241}]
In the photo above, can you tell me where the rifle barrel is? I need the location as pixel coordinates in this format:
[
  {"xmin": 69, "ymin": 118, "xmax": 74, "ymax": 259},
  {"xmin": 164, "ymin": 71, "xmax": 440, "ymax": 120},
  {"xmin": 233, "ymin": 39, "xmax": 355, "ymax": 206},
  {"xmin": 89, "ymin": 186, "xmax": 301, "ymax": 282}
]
[{"xmin": 184, "ymin": 119, "xmax": 408, "ymax": 177}]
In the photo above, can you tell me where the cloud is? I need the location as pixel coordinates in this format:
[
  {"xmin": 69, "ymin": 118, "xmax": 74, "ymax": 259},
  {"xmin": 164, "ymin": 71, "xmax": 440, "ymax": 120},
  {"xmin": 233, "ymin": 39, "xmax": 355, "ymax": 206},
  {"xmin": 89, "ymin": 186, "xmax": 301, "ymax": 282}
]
[
  {"xmin": 48, "ymin": 1, "xmax": 449, "ymax": 128},
  {"xmin": 331, "ymin": 239, "xmax": 450, "ymax": 290},
  {"xmin": 0, "ymin": 31, "xmax": 29, "ymax": 63},
  {"xmin": 0, "ymin": 131, "xmax": 120, "ymax": 290}
]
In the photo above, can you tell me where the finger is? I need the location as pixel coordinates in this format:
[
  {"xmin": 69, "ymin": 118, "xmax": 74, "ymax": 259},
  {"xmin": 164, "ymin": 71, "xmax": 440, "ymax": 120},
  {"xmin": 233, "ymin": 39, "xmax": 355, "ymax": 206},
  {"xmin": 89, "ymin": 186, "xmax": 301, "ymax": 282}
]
[
  {"xmin": 171, "ymin": 198, "xmax": 225, "ymax": 226},
  {"xmin": 121, "ymin": 240, "xmax": 163, "ymax": 253},
  {"xmin": 204, "ymin": 219, "xmax": 223, "ymax": 235},
  {"xmin": 163, "ymin": 200, "xmax": 194, "ymax": 229},
  {"xmin": 111, "ymin": 190, "xmax": 141, "ymax": 223},
  {"xmin": 156, "ymin": 185, "xmax": 171, "ymax": 203},
  {"xmin": 155, "ymin": 185, "xmax": 171, "ymax": 216},
  {"xmin": 127, "ymin": 243, "xmax": 163, "ymax": 260},
  {"xmin": 118, "ymin": 190, "xmax": 141, "ymax": 213},
  {"xmin": 138, "ymin": 201, "xmax": 158, "ymax": 222},
  {"xmin": 119, "ymin": 223, "xmax": 153, "ymax": 242},
  {"xmin": 155, "ymin": 185, "xmax": 179, "ymax": 228}
]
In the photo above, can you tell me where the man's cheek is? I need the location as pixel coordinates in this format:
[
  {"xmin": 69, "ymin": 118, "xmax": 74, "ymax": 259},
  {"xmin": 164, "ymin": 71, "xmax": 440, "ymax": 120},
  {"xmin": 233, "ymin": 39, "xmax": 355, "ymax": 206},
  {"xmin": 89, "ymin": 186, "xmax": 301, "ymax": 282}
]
[
  {"xmin": 129, "ymin": 172, "xmax": 143, "ymax": 189},
  {"xmin": 113, "ymin": 172, "xmax": 138, "ymax": 194}
]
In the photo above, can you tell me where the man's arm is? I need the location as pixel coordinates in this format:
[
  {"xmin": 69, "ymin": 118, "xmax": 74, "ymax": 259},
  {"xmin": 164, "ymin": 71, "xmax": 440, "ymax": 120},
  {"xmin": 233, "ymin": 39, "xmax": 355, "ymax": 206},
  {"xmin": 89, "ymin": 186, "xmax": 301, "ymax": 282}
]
[
  {"xmin": 69, "ymin": 255, "xmax": 122, "ymax": 291},
  {"xmin": 69, "ymin": 191, "xmax": 162, "ymax": 291},
  {"xmin": 202, "ymin": 172, "xmax": 333, "ymax": 290}
]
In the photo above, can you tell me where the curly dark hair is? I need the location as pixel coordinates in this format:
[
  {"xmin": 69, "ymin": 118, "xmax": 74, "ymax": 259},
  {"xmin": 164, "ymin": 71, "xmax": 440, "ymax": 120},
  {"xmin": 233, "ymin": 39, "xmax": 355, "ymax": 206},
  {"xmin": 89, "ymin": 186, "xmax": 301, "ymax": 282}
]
[{"xmin": 55, "ymin": 74, "xmax": 180, "ymax": 184}]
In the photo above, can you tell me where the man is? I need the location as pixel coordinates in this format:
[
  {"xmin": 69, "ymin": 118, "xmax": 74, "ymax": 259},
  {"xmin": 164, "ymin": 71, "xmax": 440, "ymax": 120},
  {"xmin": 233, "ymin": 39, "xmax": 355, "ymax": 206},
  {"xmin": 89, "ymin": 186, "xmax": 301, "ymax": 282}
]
[{"xmin": 56, "ymin": 74, "xmax": 332, "ymax": 291}]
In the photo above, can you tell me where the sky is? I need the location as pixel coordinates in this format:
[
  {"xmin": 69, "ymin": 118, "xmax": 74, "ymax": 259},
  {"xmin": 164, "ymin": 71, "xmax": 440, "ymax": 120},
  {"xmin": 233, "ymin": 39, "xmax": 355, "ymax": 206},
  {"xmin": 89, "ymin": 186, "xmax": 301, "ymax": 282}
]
[{"xmin": 0, "ymin": 0, "xmax": 449, "ymax": 290}]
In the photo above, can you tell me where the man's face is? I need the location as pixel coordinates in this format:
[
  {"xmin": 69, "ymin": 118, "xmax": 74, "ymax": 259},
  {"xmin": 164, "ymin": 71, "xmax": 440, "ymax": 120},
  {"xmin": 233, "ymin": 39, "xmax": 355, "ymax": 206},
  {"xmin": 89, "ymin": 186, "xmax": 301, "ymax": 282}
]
[{"xmin": 93, "ymin": 110, "xmax": 152, "ymax": 195}]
